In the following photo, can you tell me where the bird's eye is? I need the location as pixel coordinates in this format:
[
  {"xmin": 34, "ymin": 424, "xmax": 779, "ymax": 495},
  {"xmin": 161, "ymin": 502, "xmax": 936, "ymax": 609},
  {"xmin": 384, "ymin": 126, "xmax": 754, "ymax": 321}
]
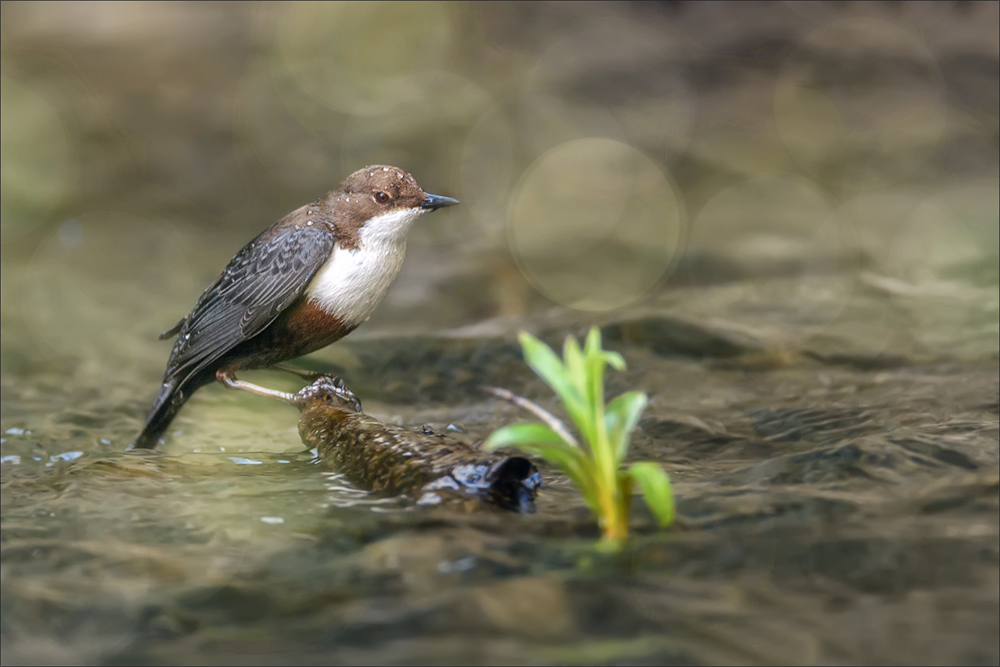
[{"xmin": 375, "ymin": 191, "xmax": 390, "ymax": 204}]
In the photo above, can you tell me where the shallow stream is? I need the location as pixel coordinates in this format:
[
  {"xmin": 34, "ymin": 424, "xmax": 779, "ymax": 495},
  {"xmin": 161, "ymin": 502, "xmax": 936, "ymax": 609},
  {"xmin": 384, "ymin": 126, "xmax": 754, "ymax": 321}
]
[{"xmin": 3, "ymin": 234, "xmax": 997, "ymax": 663}]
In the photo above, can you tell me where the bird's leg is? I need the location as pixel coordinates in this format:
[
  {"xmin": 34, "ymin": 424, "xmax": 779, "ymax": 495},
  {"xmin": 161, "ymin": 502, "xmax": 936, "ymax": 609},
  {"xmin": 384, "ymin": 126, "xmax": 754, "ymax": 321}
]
[
  {"xmin": 216, "ymin": 369, "xmax": 298, "ymax": 402},
  {"xmin": 216, "ymin": 369, "xmax": 363, "ymax": 413}
]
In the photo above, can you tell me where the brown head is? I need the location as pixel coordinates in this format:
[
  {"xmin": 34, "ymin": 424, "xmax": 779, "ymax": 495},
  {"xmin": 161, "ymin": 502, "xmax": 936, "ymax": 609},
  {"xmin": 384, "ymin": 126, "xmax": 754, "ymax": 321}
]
[{"xmin": 324, "ymin": 165, "xmax": 458, "ymax": 247}]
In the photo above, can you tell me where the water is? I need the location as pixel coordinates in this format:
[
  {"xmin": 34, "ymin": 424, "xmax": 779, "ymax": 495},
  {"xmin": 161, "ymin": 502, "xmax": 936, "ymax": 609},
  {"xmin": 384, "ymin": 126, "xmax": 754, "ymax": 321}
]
[{"xmin": 3, "ymin": 254, "xmax": 997, "ymax": 663}]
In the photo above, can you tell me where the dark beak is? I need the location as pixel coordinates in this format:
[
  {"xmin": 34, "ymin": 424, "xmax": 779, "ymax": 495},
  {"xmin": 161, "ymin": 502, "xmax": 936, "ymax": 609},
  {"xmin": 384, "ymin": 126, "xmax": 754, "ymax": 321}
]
[{"xmin": 421, "ymin": 193, "xmax": 460, "ymax": 210}]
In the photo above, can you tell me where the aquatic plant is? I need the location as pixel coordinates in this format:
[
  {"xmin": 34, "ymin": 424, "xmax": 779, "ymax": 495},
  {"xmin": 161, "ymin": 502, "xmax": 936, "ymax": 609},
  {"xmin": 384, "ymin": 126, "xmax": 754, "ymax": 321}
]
[{"xmin": 484, "ymin": 327, "xmax": 675, "ymax": 546}]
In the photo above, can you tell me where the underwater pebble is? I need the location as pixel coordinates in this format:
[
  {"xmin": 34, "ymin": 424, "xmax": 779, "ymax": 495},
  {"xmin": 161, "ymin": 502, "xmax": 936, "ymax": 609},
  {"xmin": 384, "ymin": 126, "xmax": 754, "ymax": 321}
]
[
  {"xmin": 229, "ymin": 457, "xmax": 263, "ymax": 465},
  {"xmin": 260, "ymin": 516, "xmax": 285, "ymax": 525}
]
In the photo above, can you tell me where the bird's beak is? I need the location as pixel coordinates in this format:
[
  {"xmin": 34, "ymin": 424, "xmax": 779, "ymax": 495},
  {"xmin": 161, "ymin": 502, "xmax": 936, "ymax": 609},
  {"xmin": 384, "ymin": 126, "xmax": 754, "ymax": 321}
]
[{"xmin": 421, "ymin": 193, "xmax": 460, "ymax": 210}]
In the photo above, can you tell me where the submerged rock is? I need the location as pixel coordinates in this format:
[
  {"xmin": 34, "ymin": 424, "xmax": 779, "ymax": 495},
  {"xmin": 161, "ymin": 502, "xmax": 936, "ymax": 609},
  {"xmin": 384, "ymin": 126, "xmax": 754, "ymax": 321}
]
[{"xmin": 297, "ymin": 378, "xmax": 541, "ymax": 513}]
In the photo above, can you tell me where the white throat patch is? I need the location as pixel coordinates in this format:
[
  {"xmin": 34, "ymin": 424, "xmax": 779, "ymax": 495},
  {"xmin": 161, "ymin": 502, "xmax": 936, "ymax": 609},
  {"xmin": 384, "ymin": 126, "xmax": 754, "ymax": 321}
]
[
  {"xmin": 305, "ymin": 207, "xmax": 425, "ymax": 325},
  {"xmin": 357, "ymin": 207, "xmax": 425, "ymax": 245}
]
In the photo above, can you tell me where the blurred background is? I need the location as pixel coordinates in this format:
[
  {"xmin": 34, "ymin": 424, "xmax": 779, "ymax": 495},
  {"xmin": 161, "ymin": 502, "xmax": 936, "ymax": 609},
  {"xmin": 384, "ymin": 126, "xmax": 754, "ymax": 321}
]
[
  {"xmin": 3, "ymin": 1, "xmax": 997, "ymax": 355},
  {"xmin": 2, "ymin": 3, "xmax": 998, "ymax": 664}
]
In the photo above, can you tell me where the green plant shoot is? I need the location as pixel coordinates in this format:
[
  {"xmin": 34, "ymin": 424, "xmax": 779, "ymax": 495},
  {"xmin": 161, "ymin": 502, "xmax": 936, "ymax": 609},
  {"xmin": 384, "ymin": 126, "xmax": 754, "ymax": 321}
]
[{"xmin": 483, "ymin": 327, "xmax": 675, "ymax": 545}]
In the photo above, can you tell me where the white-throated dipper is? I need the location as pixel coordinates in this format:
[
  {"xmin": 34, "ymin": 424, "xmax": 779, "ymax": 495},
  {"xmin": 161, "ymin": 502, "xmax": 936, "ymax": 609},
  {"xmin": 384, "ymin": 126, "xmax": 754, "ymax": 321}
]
[{"xmin": 132, "ymin": 165, "xmax": 458, "ymax": 449}]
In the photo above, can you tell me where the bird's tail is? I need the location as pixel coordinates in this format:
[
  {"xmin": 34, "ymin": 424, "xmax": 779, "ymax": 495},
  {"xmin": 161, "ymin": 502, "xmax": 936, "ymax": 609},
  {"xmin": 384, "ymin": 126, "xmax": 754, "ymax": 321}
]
[{"xmin": 132, "ymin": 379, "xmax": 194, "ymax": 450}]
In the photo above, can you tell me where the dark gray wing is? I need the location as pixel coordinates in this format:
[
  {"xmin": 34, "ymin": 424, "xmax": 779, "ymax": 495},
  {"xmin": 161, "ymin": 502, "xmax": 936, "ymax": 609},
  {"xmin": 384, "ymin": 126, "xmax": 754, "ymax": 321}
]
[{"xmin": 164, "ymin": 224, "xmax": 335, "ymax": 381}]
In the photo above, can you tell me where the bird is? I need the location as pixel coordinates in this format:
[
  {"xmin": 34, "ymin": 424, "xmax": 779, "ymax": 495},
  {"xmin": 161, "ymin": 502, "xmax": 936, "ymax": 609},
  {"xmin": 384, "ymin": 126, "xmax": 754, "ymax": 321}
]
[{"xmin": 132, "ymin": 165, "xmax": 459, "ymax": 449}]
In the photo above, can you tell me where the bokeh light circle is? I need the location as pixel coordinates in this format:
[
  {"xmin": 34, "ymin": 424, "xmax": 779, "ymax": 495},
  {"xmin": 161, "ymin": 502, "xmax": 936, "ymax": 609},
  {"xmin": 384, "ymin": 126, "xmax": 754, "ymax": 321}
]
[
  {"xmin": 887, "ymin": 183, "xmax": 999, "ymax": 284},
  {"xmin": 507, "ymin": 138, "xmax": 684, "ymax": 312},
  {"xmin": 684, "ymin": 174, "xmax": 856, "ymax": 340},
  {"xmin": 840, "ymin": 191, "xmax": 924, "ymax": 272},
  {"xmin": 882, "ymin": 183, "xmax": 1000, "ymax": 353}
]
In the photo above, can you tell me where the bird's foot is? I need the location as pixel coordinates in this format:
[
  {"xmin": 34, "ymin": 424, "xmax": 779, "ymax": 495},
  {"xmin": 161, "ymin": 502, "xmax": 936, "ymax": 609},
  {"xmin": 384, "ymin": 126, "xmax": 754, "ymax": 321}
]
[{"xmin": 293, "ymin": 375, "xmax": 363, "ymax": 413}]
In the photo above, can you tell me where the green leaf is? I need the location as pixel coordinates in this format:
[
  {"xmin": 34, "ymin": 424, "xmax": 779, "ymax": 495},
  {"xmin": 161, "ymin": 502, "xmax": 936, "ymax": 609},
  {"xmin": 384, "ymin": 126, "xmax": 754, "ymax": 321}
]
[
  {"xmin": 482, "ymin": 422, "xmax": 571, "ymax": 451},
  {"xmin": 583, "ymin": 327, "xmax": 606, "ymax": 423},
  {"xmin": 629, "ymin": 462, "xmax": 675, "ymax": 527},
  {"xmin": 563, "ymin": 336, "xmax": 587, "ymax": 397},
  {"xmin": 605, "ymin": 391, "xmax": 648, "ymax": 463},
  {"xmin": 519, "ymin": 332, "xmax": 567, "ymax": 389},
  {"xmin": 531, "ymin": 445, "xmax": 598, "ymax": 513},
  {"xmin": 587, "ymin": 328, "xmax": 625, "ymax": 373},
  {"xmin": 489, "ymin": 328, "xmax": 676, "ymax": 542},
  {"xmin": 603, "ymin": 350, "xmax": 626, "ymax": 371},
  {"xmin": 518, "ymin": 332, "xmax": 589, "ymax": 428},
  {"xmin": 561, "ymin": 336, "xmax": 596, "ymax": 444}
]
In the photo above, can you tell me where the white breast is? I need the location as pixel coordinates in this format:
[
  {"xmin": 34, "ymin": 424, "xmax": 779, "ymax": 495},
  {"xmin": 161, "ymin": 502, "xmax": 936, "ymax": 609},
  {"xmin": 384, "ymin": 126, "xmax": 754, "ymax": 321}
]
[{"xmin": 305, "ymin": 207, "xmax": 424, "ymax": 325}]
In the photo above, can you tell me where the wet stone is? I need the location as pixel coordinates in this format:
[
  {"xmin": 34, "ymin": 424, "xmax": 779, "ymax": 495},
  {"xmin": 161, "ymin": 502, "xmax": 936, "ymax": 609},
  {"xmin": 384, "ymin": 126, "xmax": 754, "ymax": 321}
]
[{"xmin": 296, "ymin": 387, "xmax": 541, "ymax": 513}]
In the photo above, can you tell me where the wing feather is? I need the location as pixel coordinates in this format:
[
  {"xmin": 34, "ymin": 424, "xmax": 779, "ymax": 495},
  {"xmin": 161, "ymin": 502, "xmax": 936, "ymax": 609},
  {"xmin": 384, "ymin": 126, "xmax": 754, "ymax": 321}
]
[{"xmin": 164, "ymin": 224, "xmax": 334, "ymax": 381}]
